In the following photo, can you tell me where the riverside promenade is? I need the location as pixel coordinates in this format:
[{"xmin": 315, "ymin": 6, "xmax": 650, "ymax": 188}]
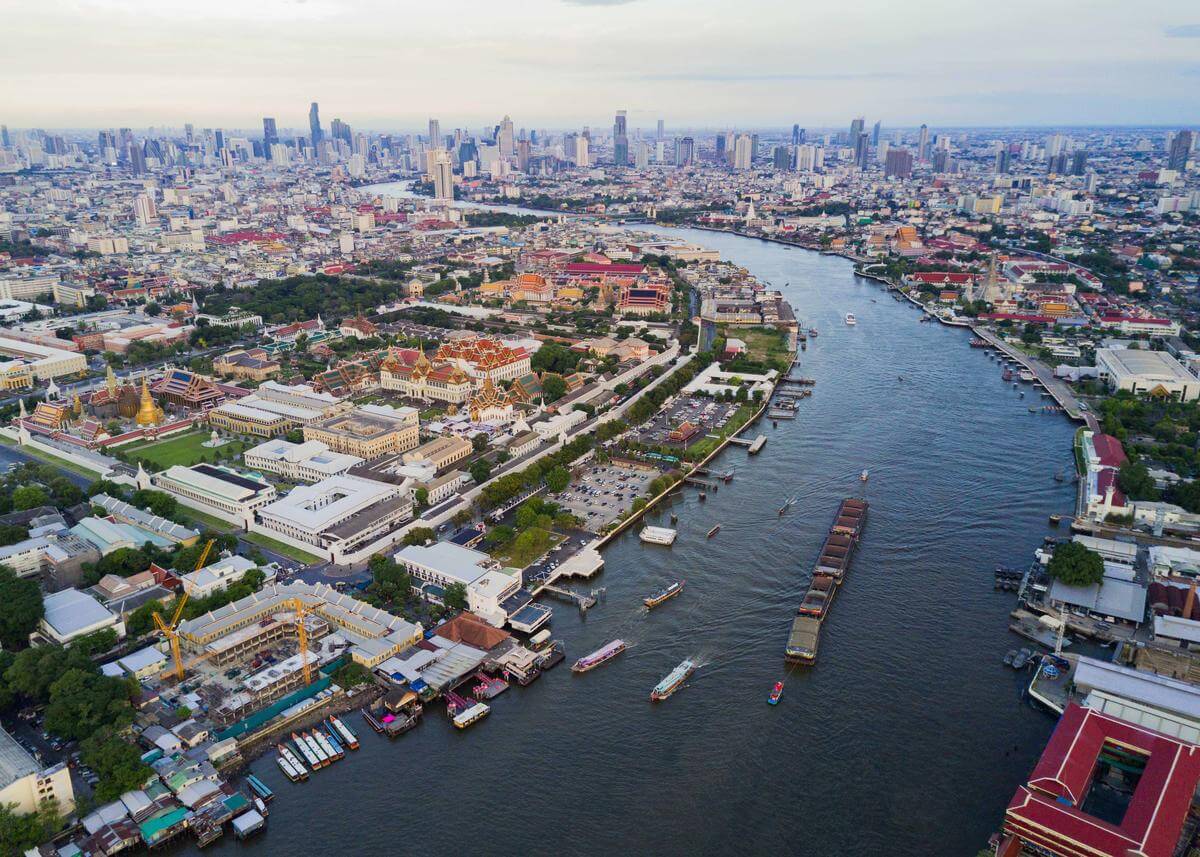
[{"xmin": 971, "ymin": 327, "xmax": 1098, "ymax": 431}]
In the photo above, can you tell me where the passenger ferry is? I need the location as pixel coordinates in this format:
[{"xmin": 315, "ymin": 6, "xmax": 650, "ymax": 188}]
[
  {"xmin": 845, "ymin": 313, "xmax": 857, "ymax": 326},
  {"xmin": 643, "ymin": 580, "xmax": 684, "ymax": 610},
  {"xmin": 650, "ymin": 659, "xmax": 696, "ymax": 702},
  {"xmin": 639, "ymin": 526, "xmax": 678, "ymax": 546},
  {"xmin": 572, "ymin": 639, "xmax": 627, "ymax": 673}
]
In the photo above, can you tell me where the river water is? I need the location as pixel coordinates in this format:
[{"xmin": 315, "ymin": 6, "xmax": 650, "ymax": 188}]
[{"xmin": 184, "ymin": 224, "xmax": 1077, "ymax": 856}]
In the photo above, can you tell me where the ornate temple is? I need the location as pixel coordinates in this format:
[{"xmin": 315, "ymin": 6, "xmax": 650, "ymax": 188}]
[
  {"xmin": 152, "ymin": 368, "xmax": 225, "ymax": 411},
  {"xmin": 379, "ymin": 347, "xmax": 473, "ymax": 404},
  {"xmin": 468, "ymin": 377, "xmax": 516, "ymax": 423},
  {"xmin": 87, "ymin": 366, "xmax": 141, "ymax": 420},
  {"xmin": 134, "ymin": 377, "xmax": 165, "ymax": 427}
]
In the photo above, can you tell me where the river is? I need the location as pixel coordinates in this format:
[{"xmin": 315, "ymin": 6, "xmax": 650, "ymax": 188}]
[{"xmin": 182, "ymin": 224, "xmax": 1077, "ymax": 856}]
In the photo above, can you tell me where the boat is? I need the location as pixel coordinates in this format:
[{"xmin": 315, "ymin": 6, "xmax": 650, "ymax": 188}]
[
  {"xmin": 1018, "ymin": 369, "xmax": 1036, "ymax": 382},
  {"xmin": 537, "ymin": 641, "xmax": 566, "ymax": 670},
  {"xmin": 809, "ymin": 328, "xmax": 819, "ymax": 337},
  {"xmin": 572, "ymin": 639, "xmax": 627, "ymax": 673},
  {"xmin": 707, "ymin": 524, "xmax": 721, "ymax": 538},
  {"xmin": 328, "ymin": 715, "xmax": 359, "ymax": 750},
  {"xmin": 644, "ymin": 580, "xmax": 684, "ymax": 609},
  {"xmin": 860, "ymin": 469, "xmax": 869, "ymax": 482},
  {"xmin": 639, "ymin": 526, "xmax": 677, "ymax": 546},
  {"xmin": 1003, "ymin": 650, "xmax": 1016, "ymax": 667},
  {"xmin": 1012, "ymin": 648, "xmax": 1033, "ymax": 669},
  {"xmin": 844, "ymin": 313, "xmax": 857, "ymax": 326},
  {"xmin": 767, "ymin": 682, "xmax": 784, "ymax": 705},
  {"xmin": 778, "ymin": 495, "xmax": 797, "ymax": 515},
  {"xmin": 650, "ymin": 659, "xmax": 696, "ymax": 702},
  {"xmin": 246, "ymin": 774, "xmax": 274, "ymax": 802},
  {"xmin": 1002, "ymin": 369, "xmax": 1014, "ymax": 381},
  {"xmin": 275, "ymin": 756, "xmax": 303, "ymax": 783}
]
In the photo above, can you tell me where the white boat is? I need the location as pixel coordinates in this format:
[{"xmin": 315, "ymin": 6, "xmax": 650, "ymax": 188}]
[
  {"xmin": 845, "ymin": 313, "xmax": 857, "ymax": 326},
  {"xmin": 860, "ymin": 469, "xmax": 869, "ymax": 482},
  {"xmin": 453, "ymin": 702, "xmax": 490, "ymax": 729},
  {"xmin": 639, "ymin": 526, "xmax": 677, "ymax": 546}
]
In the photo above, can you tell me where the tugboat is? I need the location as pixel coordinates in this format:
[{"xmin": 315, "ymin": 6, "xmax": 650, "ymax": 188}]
[
  {"xmin": 767, "ymin": 681, "xmax": 784, "ymax": 705},
  {"xmin": 650, "ymin": 659, "xmax": 696, "ymax": 702},
  {"xmin": 644, "ymin": 580, "xmax": 684, "ymax": 610}
]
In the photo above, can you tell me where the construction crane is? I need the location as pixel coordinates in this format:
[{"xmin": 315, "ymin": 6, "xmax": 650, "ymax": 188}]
[
  {"xmin": 153, "ymin": 538, "xmax": 215, "ymax": 682},
  {"xmin": 287, "ymin": 599, "xmax": 320, "ymax": 686}
]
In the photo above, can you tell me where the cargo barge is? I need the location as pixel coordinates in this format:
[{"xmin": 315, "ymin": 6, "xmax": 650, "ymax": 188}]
[
  {"xmin": 572, "ymin": 639, "xmax": 626, "ymax": 673},
  {"xmin": 785, "ymin": 498, "xmax": 868, "ymax": 664}
]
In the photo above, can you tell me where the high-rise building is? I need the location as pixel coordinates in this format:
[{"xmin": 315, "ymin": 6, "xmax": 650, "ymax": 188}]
[
  {"xmin": 933, "ymin": 149, "xmax": 952, "ymax": 173},
  {"xmin": 330, "ymin": 119, "xmax": 351, "ymax": 144},
  {"xmin": 849, "ymin": 117, "xmax": 864, "ymax": 148},
  {"xmin": 917, "ymin": 124, "xmax": 930, "ymax": 162},
  {"xmin": 432, "ymin": 151, "xmax": 454, "ymax": 202},
  {"xmin": 1070, "ymin": 149, "xmax": 1088, "ymax": 176},
  {"xmin": 656, "ymin": 119, "xmax": 664, "ymax": 140},
  {"xmin": 772, "ymin": 146, "xmax": 791, "ymax": 170},
  {"xmin": 792, "ymin": 124, "xmax": 800, "ymax": 147},
  {"xmin": 676, "ymin": 136, "xmax": 695, "ymax": 167},
  {"xmin": 994, "ymin": 147, "xmax": 1011, "ymax": 175},
  {"xmin": 133, "ymin": 193, "xmax": 157, "ymax": 225},
  {"xmin": 309, "ymin": 102, "xmax": 323, "ymax": 146},
  {"xmin": 184, "ymin": 123, "xmax": 194, "ymax": 144},
  {"xmin": 854, "ymin": 132, "xmax": 870, "ymax": 169},
  {"xmin": 884, "ymin": 148, "xmax": 913, "ymax": 178},
  {"xmin": 733, "ymin": 134, "xmax": 753, "ymax": 170},
  {"xmin": 1047, "ymin": 152, "xmax": 1068, "ymax": 175},
  {"xmin": 498, "ymin": 115, "xmax": 514, "ymax": 157},
  {"xmin": 634, "ymin": 140, "xmax": 649, "ymax": 168},
  {"xmin": 0, "ymin": 125, "xmax": 8, "ymax": 148},
  {"xmin": 613, "ymin": 110, "xmax": 629, "ymax": 166},
  {"xmin": 871, "ymin": 121, "xmax": 881, "ymax": 147},
  {"xmin": 428, "ymin": 118, "xmax": 441, "ymax": 149},
  {"xmin": 1168, "ymin": 130, "xmax": 1193, "ymax": 172},
  {"xmin": 715, "ymin": 133, "xmax": 727, "ymax": 164},
  {"xmin": 574, "ymin": 134, "xmax": 589, "ymax": 167},
  {"xmin": 517, "ymin": 139, "xmax": 532, "ymax": 171},
  {"xmin": 261, "ymin": 118, "xmax": 278, "ymax": 152},
  {"xmin": 126, "ymin": 143, "xmax": 146, "ymax": 175}
]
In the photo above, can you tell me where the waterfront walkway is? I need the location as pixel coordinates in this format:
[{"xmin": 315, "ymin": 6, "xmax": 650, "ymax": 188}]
[{"xmin": 971, "ymin": 329, "xmax": 1098, "ymax": 431}]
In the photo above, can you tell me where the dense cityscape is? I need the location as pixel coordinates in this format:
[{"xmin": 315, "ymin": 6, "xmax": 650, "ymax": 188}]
[{"xmin": 0, "ymin": 18, "xmax": 1199, "ymax": 852}]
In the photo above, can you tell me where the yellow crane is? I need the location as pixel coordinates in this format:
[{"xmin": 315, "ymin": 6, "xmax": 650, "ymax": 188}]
[
  {"xmin": 153, "ymin": 538, "xmax": 215, "ymax": 682},
  {"xmin": 287, "ymin": 599, "xmax": 319, "ymax": 686}
]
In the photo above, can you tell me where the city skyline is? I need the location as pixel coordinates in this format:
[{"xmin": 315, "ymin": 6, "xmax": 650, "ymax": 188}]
[{"xmin": 4, "ymin": 0, "xmax": 1199, "ymax": 128}]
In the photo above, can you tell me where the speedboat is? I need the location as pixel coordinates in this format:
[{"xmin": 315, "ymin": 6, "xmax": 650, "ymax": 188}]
[
  {"xmin": 767, "ymin": 681, "xmax": 784, "ymax": 705},
  {"xmin": 844, "ymin": 313, "xmax": 857, "ymax": 326},
  {"xmin": 860, "ymin": 469, "xmax": 869, "ymax": 482}
]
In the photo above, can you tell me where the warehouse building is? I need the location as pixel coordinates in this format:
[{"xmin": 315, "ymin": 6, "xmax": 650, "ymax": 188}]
[
  {"xmin": 1095, "ymin": 348, "xmax": 1200, "ymax": 402},
  {"xmin": 150, "ymin": 463, "xmax": 277, "ymax": 529}
]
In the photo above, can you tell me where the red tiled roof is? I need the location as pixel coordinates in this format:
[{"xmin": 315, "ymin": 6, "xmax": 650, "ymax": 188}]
[
  {"xmin": 1092, "ymin": 434, "xmax": 1127, "ymax": 469},
  {"xmin": 563, "ymin": 262, "xmax": 646, "ymax": 275},
  {"xmin": 1004, "ymin": 704, "xmax": 1200, "ymax": 857}
]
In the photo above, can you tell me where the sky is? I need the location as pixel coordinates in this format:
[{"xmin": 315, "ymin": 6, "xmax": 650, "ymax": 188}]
[{"xmin": 3, "ymin": 0, "xmax": 1199, "ymax": 131}]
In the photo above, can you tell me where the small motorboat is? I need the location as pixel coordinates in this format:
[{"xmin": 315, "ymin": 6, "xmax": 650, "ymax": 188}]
[
  {"xmin": 1012, "ymin": 648, "xmax": 1032, "ymax": 669},
  {"xmin": 707, "ymin": 524, "xmax": 721, "ymax": 538},
  {"xmin": 1003, "ymin": 650, "xmax": 1016, "ymax": 667},
  {"xmin": 860, "ymin": 469, "xmax": 869, "ymax": 482},
  {"xmin": 768, "ymin": 682, "xmax": 784, "ymax": 705}
]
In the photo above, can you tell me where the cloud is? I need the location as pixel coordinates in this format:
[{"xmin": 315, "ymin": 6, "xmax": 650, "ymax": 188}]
[
  {"xmin": 640, "ymin": 71, "xmax": 906, "ymax": 82},
  {"xmin": 1165, "ymin": 24, "xmax": 1200, "ymax": 37}
]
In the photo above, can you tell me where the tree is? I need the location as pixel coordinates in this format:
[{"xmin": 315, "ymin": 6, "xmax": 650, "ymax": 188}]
[
  {"xmin": 1116, "ymin": 461, "xmax": 1158, "ymax": 501},
  {"xmin": 44, "ymin": 669, "xmax": 135, "ymax": 742},
  {"xmin": 1046, "ymin": 541, "xmax": 1104, "ymax": 587},
  {"xmin": 0, "ymin": 566, "xmax": 43, "ymax": 650},
  {"xmin": 413, "ymin": 487, "xmax": 429, "ymax": 507},
  {"xmin": 443, "ymin": 582, "xmax": 468, "ymax": 610},
  {"xmin": 10, "ymin": 486, "xmax": 48, "ymax": 512},
  {"xmin": 471, "ymin": 433, "xmax": 489, "ymax": 453},
  {"xmin": 71, "ymin": 628, "xmax": 118, "ymax": 657},
  {"xmin": 92, "ymin": 547, "xmax": 151, "ymax": 581},
  {"xmin": 126, "ymin": 599, "xmax": 165, "ymax": 638},
  {"xmin": 131, "ymin": 489, "xmax": 177, "ymax": 520},
  {"xmin": 541, "ymin": 373, "xmax": 567, "ymax": 402},
  {"xmin": 545, "ymin": 465, "xmax": 570, "ymax": 493},
  {"xmin": 469, "ymin": 458, "xmax": 492, "ymax": 484},
  {"xmin": 401, "ymin": 527, "xmax": 435, "ymax": 547},
  {"xmin": 80, "ymin": 727, "xmax": 151, "ymax": 802},
  {"xmin": 452, "ymin": 509, "xmax": 474, "ymax": 526},
  {"xmin": 332, "ymin": 661, "xmax": 373, "ymax": 690},
  {"xmin": 0, "ymin": 800, "xmax": 63, "ymax": 854}
]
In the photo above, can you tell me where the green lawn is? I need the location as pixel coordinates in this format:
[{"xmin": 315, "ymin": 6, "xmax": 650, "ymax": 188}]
[
  {"xmin": 0, "ymin": 434, "xmax": 106, "ymax": 480},
  {"xmin": 489, "ymin": 528, "xmax": 563, "ymax": 570},
  {"xmin": 721, "ymin": 325, "xmax": 791, "ymax": 364},
  {"xmin": 125, "ymin": 431, "xmax": 247, "ymax": 469},
  {"xmin": 176, "ymin": 507, "xmax": 237, "ymax": 534},
  {"xmin": 241, "ymin": 532, "xmax": 322, "ymax": 565},
  {"xmin": 684, "ymin": 404, "xmax": 757, "ymax": 460}
]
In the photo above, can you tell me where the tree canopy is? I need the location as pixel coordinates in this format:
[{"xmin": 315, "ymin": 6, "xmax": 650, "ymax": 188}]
[
  {"xmin": 1046, "ymin": 541, "xmax": 1105, "ymax": 587},
  {"xmin": 0, "ymin": 566, "xmax": 43, "ymax": 650}
]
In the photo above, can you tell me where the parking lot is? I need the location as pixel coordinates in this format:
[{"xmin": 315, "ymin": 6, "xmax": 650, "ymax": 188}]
[
  {"xmin": 634, "ymin": 395, "xmax": 741, "ymax": 448},
  {"xmin": 523, "ymin": 532, "xmax": 594, "ymax": 587},
  {"xmin": 548, "ymin": 462, "xmax": 659, "ymax": 534}
]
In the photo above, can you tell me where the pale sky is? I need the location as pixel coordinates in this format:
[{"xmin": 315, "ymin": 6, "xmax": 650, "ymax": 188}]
[{"xmin": 4, "ymin": 0, "xmax": 1199, "ymax": 130}]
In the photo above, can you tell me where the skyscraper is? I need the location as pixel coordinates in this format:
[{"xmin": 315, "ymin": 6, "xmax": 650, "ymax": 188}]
[
  {"xmin": 1168, "ymin": 130, "xmax": 1193, "ymax": 172},
  {"xmin": 428, "ymin": 118, "xmax": 441, "ymax": 149},
  {"xmin": 309, "ymin": 102, "xmax": 323, "ymax": 147},
  {"xmin": 715, "ymin": 133, "xmax": 726, "ymax": 163},
  {"xmin": 871, "ymin": 121, "xmax": 881, "ymax": 147},
  {"xmin": 733, "ymin": 134, "xmax": 753, "ymax": 170},
  {"xmin": 432, "ymin": 151, "xmax": 454, "ymax": 202},
  {"xmin": 1070, "ymin": 149, "xmax": 1088, "ymax": 176},
  {"xmin": 0, "ymin": 125, "xmax": 8, "ymax": 148},
  {"xmin": 849, "ymin": 118, "xmax": 864, "ymax": 147},
  {"xmin": 574, "ymin": 135, "xmax": 589, "ymax": 167},
  {"xmin": 330, "ymin": 119, "xmax": 351, "ymax": 144},
  {"xmin": 917, "ymin": 124, "xmax": 930, "ymax": 162},
  {"xmin": 677, "ymin": 137, "xmax": 695, "ymax": 167},
  {"xmin": 792, "ymin": 124, "xmax": 800, "ymax": 147},
  {"xmin": 994, "ymin": 147, "xmax": 1011, "ymax": 175},
  {"xmin": 498, "ymin": 116, "xmax": 514, "ymax": 157},
  {"xmin": 854, "ymin": 133, "xmax": 870, "ymax": 170},
  {"xmin": 133, "ymin": 193, "xmax": 157, "ymax": 225},
  {"xmin": 262, "ymin": 118, "xmax": 277, "ymax": 150},
  {"xmin": 656, "ymin": 119, "xmax": 664, "ymax": 140},
  {"xmin": 613, "ymin": 110, "xmax": 629, "ymax": 166},
  {"xmin": 772, "ymin": 146, "xmax": 791, "ymax": 170}
]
